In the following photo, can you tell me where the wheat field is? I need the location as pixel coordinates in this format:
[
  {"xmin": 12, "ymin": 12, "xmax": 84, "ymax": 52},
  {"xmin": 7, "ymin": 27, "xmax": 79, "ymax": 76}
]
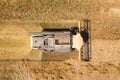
[
  {"xmin": 0, "ymin": 0, "xmax": 120, "ymax": 80},
  {"xmin": 0, "ymin": 21, "xmax": 119, "ymax": 80}
]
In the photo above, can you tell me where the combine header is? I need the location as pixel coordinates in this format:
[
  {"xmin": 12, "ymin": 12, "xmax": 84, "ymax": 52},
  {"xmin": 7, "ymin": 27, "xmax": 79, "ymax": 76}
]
[
  {"xmin": 80, "ymin": 20, "xmax": 91, "ymax": 61},
  {"xmin": 29, "ymin": 20, "xmax": 91, "ymax": 61}
]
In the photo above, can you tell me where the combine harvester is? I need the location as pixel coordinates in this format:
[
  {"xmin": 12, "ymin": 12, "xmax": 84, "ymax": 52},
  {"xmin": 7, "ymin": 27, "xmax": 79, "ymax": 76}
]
[{"xmin": 29, "ymin": 20, "xmax": 91, "ymax": 61}]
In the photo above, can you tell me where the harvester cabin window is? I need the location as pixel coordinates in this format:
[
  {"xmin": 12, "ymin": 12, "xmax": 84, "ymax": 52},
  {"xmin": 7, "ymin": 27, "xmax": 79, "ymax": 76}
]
[{"xmin": 55, "ymin": 39, "xmax": 69, "ymax": 45}]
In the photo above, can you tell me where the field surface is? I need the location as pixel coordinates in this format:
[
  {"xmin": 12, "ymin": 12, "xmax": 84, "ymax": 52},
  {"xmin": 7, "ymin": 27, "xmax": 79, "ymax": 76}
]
[
  {"xmin": 0, "ymin": 0, "xmax": 120, "ymax": 80},
  {"xmin": 0, "ymin": 21, "xmax": 120, "ymax": 80}
]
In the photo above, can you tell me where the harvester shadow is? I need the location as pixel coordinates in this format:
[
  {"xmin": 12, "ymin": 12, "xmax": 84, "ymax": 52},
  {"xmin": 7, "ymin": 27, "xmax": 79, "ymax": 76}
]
[{"xmin": 0, "ymin": 49, "xmax": 79, "ymax": 62}]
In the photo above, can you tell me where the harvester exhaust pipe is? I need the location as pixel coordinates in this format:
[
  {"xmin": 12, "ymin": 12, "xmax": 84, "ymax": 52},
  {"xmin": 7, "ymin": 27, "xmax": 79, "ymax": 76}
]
[{"xmin": 80, "ymin": 19, "xmax": 91, "ymax": 61}]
